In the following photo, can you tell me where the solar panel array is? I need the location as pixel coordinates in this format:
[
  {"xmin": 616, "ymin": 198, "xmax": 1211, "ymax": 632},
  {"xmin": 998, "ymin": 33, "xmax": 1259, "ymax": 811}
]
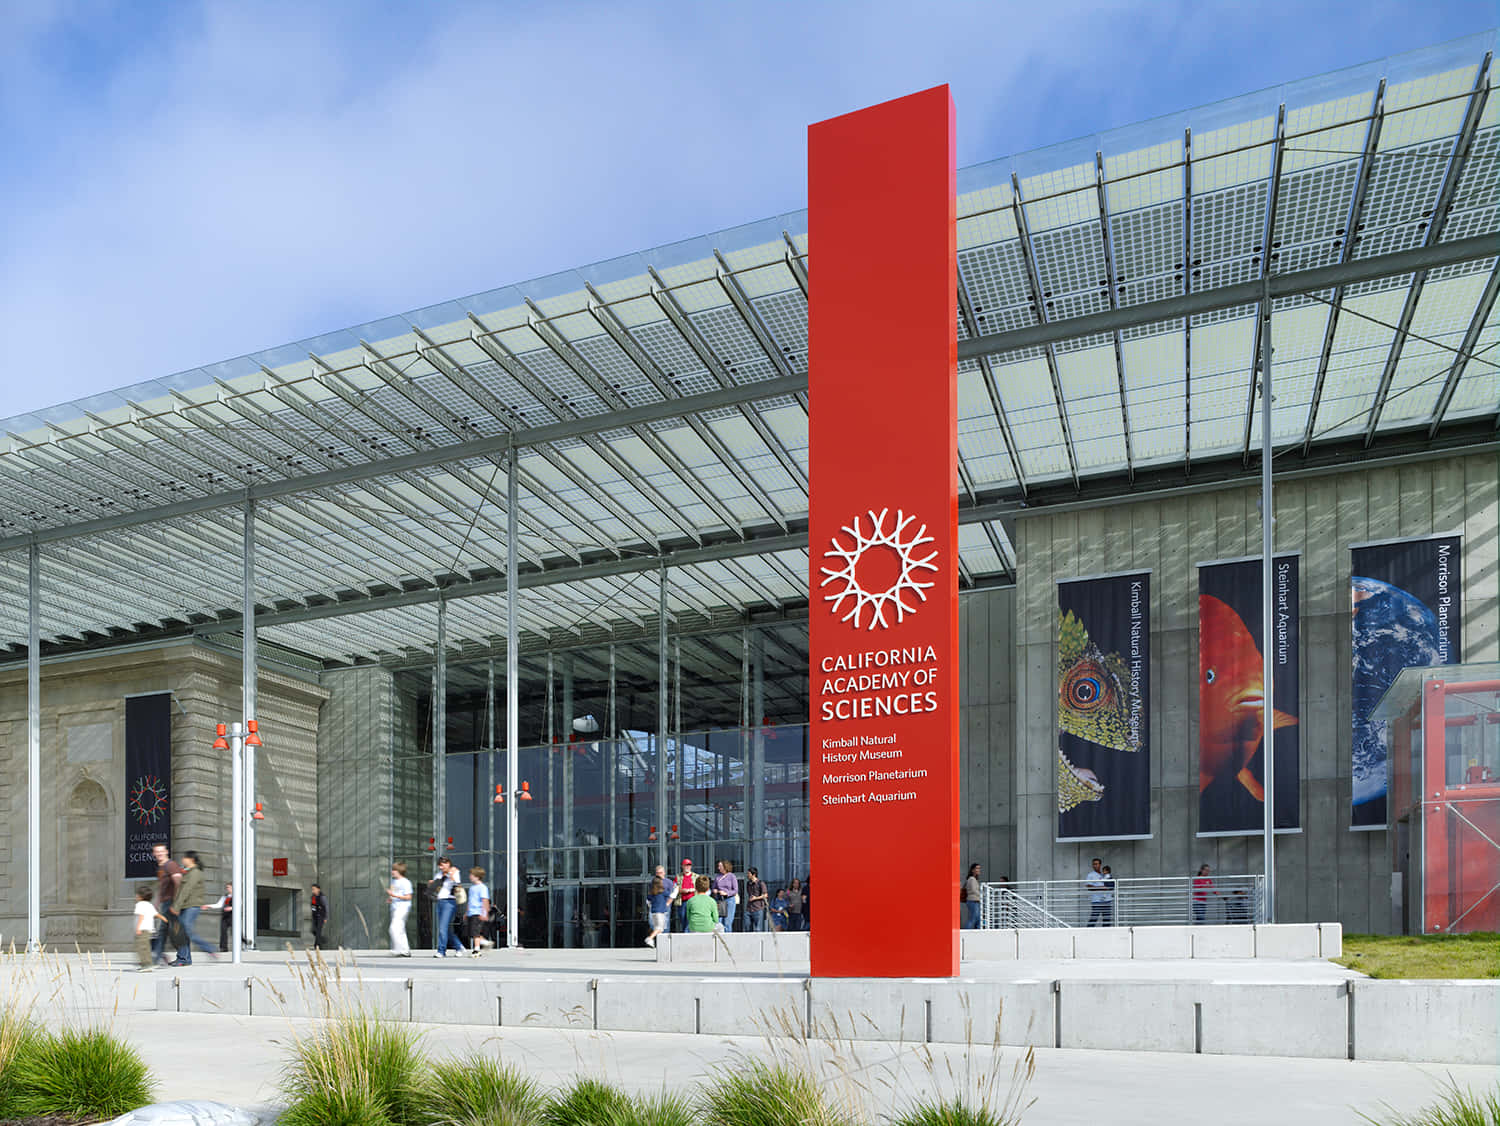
[{"xmin": 0, "ymin": 34, "xmax": 1493, "ymax": 665}]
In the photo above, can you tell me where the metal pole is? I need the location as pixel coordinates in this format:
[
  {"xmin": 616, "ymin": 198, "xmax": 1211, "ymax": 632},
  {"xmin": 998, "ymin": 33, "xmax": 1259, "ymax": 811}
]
[
  {"xmin": 505, "ymin": 447, "xmax": 520, "ymax": 948},
  {"xmin": 435, "ymin": 597, "xmax": 447, "ymax": 871},
  {"xmin": 229, "ymin": 721, "xmax": 243, "ymax": 964},
  {"xmin": 657, "ymin": 565, "xmax": 670, "ymax": 873},
  {"xmin": 1260, "ymin": 280, "xmax": 1277, "ymax": 923},
  {"xmin": 486, "ymin": 658, "xmax": 496, "ymax": 893},
  {"xmin": 242, "ymin": 498, "xmax": 258, "ymax": 949},
  {"xmin": 27, "ymin": 540, "xmax": 40, "ymax": 950}
]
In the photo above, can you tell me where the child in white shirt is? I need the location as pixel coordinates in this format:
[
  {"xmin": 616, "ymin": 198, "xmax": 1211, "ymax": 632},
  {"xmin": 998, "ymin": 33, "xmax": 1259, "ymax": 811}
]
[{"xmin": 134, "ymin": 884, "xmax": 166, "ymax": 971}]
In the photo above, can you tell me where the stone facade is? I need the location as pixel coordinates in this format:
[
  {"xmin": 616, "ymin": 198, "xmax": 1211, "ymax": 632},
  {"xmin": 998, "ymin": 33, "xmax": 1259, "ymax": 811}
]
[{"xmin": 0, "ymin": 641, "xmax": 327, "ymax": 951}]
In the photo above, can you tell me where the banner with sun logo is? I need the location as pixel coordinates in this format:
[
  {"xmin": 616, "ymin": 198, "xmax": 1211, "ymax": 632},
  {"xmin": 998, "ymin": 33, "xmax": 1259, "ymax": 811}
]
[
  {"xmin": 1057, "ymin": 572, "xmax": 1150, "ymax": 841},
  {"xmin": 125, "ymin": 692, "xmax": 173, "ymax": 877},
  {"xmin": 1197, "ymin": 556, "xmax": 1300, "ymax": 836}
]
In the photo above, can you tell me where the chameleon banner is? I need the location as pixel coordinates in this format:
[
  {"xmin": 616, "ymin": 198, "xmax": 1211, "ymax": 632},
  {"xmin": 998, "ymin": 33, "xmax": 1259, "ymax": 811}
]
[{"xmin": 1056, "ymin": 572, "xmax": 1150, "ymax": 841}]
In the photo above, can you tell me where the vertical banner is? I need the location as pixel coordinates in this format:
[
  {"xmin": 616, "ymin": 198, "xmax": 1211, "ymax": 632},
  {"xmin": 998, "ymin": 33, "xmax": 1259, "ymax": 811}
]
[
  {"xmin": 808, "ymin": 86, "xmax": 958, "ymax": 978},
  {"xmin": 1057, "ymin": 573, "xmax": 1150, "ymax": 840},
  {"xmin": 1197, "ymin": 556, "xmax": 1300, "ymax": 835},
  {"xmin": 1351, "ymin": 535, "xmax": 1462, "ymax": 828},
  {"xmin": 125, "ymin": 692, "xmax": 172, "ymax": 877}
]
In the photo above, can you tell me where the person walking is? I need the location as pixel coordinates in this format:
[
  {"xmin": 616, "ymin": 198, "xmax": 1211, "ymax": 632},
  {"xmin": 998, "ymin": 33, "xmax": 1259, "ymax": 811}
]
[
  {"xmin": 171, "ymin": 852, "xmax": 217, "ymax": 965},
  {"xmin": 673, "ymin": 859, "xmax": 697, "ymax": 933},
  {"xmin": 430, "ymin": 857, "xmax": 466, "ymax": 956},
  {"xmin": 785, "ymin": 878, "xmax": 805, "ymax": 932},
  {"xmin": 150, "ymin": 844, "xmax": 183, "ymax": 965},
  {"xmin": 686, "ymin": 875, "xmax": 717, "ymax": 933},
  {"xmin": 962, "ymin": 862, "xmax": 983, "ymax": 929},
  {"xmin": 1191, "ymin": 864, "xmax": 1216, "ymax": 924},
  {"xmin": 743, "ymin": 867, "xmax": 768, "ymax": 933},
  {"xmin": 1085, "ymin": 857, "xmax": 1110, "ymax": 926},
  {"xmin": 132, "ymin": 885, "xmax": 166, "ymax": 972},
  {"xmin": 310, "ymin": 883, "xmax": 330, "ymax": 949},
  {"xmin": 386, "ymin": 862, "xmax": 413, "ymax": 956},
  {"xmin": 713, "ymin": 859, "xmax": 739, "ymax": 933},
  {"xmin": 465, "ymin": 867, "xmax": 491, "ymax": 956},
  {"xmin": 644, "ymin": 872, "xmax": 671, "ymax": 947},
  {"xmin": 208, "ymin": 883, "xmax": 233, "ymax": 952},
  {"xmin": 1100, "ymin": 865, "xmax": 1116, "ymax": 926}
]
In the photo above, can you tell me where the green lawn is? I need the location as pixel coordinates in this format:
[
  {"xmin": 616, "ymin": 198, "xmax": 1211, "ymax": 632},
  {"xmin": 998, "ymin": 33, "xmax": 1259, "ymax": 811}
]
[{"xmin": 1335, "ymin": 932, "xmax": 1499, "ymax": 979}]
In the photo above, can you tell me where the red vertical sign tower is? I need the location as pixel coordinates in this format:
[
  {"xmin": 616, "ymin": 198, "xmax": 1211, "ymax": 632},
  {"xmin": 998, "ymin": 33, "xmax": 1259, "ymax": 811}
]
[{"xmin": 808, "ymin": 87, "xmax": 959, "ymax": 977}]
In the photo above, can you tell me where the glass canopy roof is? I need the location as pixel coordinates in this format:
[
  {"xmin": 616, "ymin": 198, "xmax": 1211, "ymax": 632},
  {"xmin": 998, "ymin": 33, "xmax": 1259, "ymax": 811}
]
[{"xmin": 0, "ymin": 32, "xmax": 1494, "ymax": 666}]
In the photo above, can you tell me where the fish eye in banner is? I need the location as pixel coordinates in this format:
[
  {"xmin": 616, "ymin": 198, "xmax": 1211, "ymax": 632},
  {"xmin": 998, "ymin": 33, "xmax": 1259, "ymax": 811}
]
[
  {"xmin": 1350, "ymin": 535, "xmax": 1462, "ymax": 830},
  {"xmin": 1057, "ymin": 572, "xmax": 1151, "ymax": 841},
  {"xmin": 1197, "ymin": 556, "xmax": 1300, "ymax": 836}
]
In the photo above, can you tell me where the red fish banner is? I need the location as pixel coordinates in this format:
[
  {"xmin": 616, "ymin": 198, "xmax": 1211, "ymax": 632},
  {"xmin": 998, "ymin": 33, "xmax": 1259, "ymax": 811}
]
[
  {"xmin": 1197, "ymin": 557, "xmax": 1300, "ymax": 835},
  {"xmin": 1057, "ymin": 572, "xmax": 1151, "ymax": 841}
]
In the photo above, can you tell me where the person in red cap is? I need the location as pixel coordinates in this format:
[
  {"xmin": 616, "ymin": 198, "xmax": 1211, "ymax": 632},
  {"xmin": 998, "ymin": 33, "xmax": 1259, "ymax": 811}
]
[{"xmin": 673, "ymin": 858, "xmax": 696, "ymax": 933}]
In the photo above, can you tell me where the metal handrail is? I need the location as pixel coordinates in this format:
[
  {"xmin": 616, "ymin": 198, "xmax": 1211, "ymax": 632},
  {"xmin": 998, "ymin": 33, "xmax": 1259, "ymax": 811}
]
[{"xmin": 980, "ymin": 874, "xmax": 1266, "ymax": 929}]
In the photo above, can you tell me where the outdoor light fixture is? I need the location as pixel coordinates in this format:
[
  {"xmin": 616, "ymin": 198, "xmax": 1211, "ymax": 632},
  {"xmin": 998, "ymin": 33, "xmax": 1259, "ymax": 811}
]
[
  {"xmin": 426, "ymin": 837, "xmax": 436, "ymax": 852},
  {"xmin": 493, "ymin": 784, "xmax": 505, "ymax": 804},
  {"xmin": 446, "ymin": 836, "xmax": 454, "ymax": 850},
  {"xmin": 648, "ymin": 825, "xmax": 658, "ymax": 841},
  {"xmin": 245, "ymin": 719, "xmax": 262, "ymax": 747},
  {"xmin": 252, "ymin": 802, "xmax": 265, "ymax": 821},
  {"xmin": 518, "ymin": 782, "xmax": 533, "ymax": 801},
  {"xmin": 669, "ymin": 824, "xmax": 680, "ymax": 841},
  {"xmin": 212, "ymin": 723, "xmax": 228, "ymax": 750}
]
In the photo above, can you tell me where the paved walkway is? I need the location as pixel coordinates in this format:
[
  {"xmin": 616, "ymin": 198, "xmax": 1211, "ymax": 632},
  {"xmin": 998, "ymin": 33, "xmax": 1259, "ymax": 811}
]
[{"xmin": 105, "ymin": 1009, "xmax": 1490, "ymax": 1126}]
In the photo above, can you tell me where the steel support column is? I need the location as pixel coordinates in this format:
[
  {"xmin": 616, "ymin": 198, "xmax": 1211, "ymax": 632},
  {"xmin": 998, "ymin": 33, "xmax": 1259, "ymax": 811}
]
[
  {"xmin": 434, "ymin": 598, "xmax": 447, "ymax": 952},
  {"xmin": 486, "ymin": 658, "xmax": 496, "ymax": 888},
  {"xmin": 656, "ymin": 565, "xmax": 670, "ymax": 873},
  {"xmin": 241, "ymin": 498, "xmax": 258, "ymax": 949},
  {"xmin": 505, "ymin": 447, "xmax": 520, "ymax": 948},
  {"xmin": 27, "ymin": 539, "xmax": 40, "ymax": 950},
  {"xmin": 1260, "ymin": 280, "xmax": 1277, "ymax": 922}
]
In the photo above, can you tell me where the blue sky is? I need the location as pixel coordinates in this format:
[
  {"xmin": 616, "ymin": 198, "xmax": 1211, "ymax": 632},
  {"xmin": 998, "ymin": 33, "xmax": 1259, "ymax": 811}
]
[{"xmin": 0, "ymin": 1, "xmax": 1493, "ymax": 421}]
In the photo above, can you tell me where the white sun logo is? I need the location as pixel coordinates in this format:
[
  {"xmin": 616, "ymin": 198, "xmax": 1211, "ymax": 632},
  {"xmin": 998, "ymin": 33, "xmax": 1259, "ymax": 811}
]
[{"xmin": 820, "ymin": 508, "xmax": 939, "ymax": 630}]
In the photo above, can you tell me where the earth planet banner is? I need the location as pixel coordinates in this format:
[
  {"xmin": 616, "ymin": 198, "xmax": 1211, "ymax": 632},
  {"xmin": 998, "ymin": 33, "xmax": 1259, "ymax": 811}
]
[
  {"xmin": 1351, "ymin": 535, "xmax": 1462, "ymax": 829},
  {"xmin": 1057, "ymin": 572, "xmax": 1150, "ymax": 841},
  {"xmin": 125, "ymin": 692, "xmax": 172, "ymax": 878},
  {"xmin": 1197, "ymin": 556, "xmax": 1300, "ymax": 835}
]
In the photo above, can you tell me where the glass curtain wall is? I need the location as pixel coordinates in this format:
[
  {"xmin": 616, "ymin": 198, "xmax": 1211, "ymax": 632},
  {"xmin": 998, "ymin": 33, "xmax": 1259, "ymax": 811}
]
[{"xmin": 391, "ymin": 621, "xmax": 811, "ymax": 949}]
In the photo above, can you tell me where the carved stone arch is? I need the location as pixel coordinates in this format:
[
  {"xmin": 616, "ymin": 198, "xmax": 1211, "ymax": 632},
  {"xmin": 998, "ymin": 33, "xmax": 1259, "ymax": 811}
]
[{"xmin": 63, "ymin": 772, "xmax": 112, "ymax": 908}]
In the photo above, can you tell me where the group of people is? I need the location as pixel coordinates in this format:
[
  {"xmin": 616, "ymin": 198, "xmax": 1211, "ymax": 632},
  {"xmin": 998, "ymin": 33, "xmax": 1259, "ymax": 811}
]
[
  {"xmin": 643, "ymin": 859, "xmax": 808, "ymax": 944},
  {"xmin": 389, "ymin": 857, "xmax": 496, "ymax": 957},
  {"xmin": 133, "ymin": 843, "xmax": 231, "ymax": 970}
]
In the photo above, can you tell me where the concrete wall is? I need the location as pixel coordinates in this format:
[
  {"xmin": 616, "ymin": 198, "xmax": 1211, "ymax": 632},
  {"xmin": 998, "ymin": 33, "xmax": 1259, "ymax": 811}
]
[
  {"xmin": 959, "ymin": 586, "xmax": 1017, "ymax": 882},
  {"xmin": 1005, "ymin": 453, "xmax": 1498, "ymax": 932},
  {"xmin": 0, "ymin": 641, "xmax": 326, "ymax": 950}
]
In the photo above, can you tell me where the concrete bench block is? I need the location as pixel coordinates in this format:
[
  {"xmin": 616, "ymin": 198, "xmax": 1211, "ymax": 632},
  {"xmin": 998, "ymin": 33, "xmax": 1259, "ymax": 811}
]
[
  {"xmin": 1200, "ymin": 983, "xmax": 1347, "ymax": 1058},
  {"xmin": 1130, "ymin": 926, "xmax": 1192, "ymax": 959},
  {"xmin": 1061, "ymin": 981, "xmax": 1194, "ymax": 1052},
  {"xmin": 1016, "ymin": 928, "xmax": 1074, "ymax": 960},
  {"xmin": 411, "ymin": 977, "xmax": 494, "ymax": 1025},
  {"xmin": 765, "ymin": 931, "xmax": 809, "ymax": 963},
  {"xmin": 595, "ymin": 978, "xmax": 697, "ymax": 1035},
  {"xmin": 809, "ymin": 979, "xmax": 925, "ymax": 1042},
  {"xmin": 1318, "ymin": 922, "xmax": 1342, "ymax": 958},
  {"xmin": 939, "ymin": 981, "xmax": 1055, "ymax": 1048},
  {"xmin": 253, "ymin": 975, "xmax": 409, "ymax": 1021},
  {"xmin": 175, "ymin": 976, "xmax": 251, "ymax": 1015},
  {"xmin": 496, "ymin": 979, "xmax": 597, "ymax": 1030},
  {"xmin": 1191, "ymin": 926, "xmax": 1256, "ymax": 959},
  {"xmin": 698, "ymin": 980, "xmax": 805, "ymax": 1038},
  {"xmin": 667, "ymin": 935, "xmax": 716, "ymax": 962},
  {"xmin": 1352, "ymin": 981, "xmax": 1500, "ymax": 1064},
  {"xmin": 961, "ymin": 929, "xmax": 1018, "ymax": 960},
  {"xmin": 1253, "ymin": 923, "xmax": 1321, "ymax": 959},
  {"xmin": 714, "ymin": 933, "xmax": 766, "ymax": 963},
  {"xmin": 1070, "ymin": 927, "xmax": 1132, "ymax": 959}
]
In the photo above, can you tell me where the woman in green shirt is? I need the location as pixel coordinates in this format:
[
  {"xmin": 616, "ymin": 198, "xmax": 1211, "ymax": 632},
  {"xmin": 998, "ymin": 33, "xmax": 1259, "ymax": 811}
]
[{"xmin": 686, "ymin": 875, "xmax": 718, "ymax": 933}]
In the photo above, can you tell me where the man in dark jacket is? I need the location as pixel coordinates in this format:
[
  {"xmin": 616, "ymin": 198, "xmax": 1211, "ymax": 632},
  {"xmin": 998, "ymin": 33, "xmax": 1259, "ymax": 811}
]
[{"xmin": 310, "ymin": 884, "xmax": 330, "ymax": 949}]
